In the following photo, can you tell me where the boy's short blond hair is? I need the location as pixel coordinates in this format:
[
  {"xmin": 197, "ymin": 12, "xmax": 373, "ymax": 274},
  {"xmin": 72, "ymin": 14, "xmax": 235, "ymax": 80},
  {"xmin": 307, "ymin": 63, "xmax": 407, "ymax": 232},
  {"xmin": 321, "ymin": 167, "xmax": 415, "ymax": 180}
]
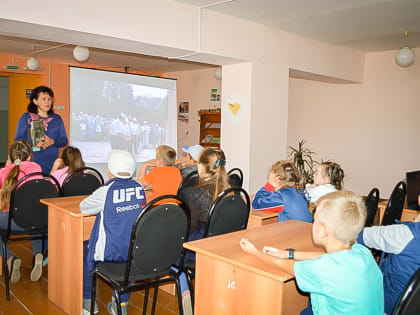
[
  {"xmin": 156, "ymin": 145, "xmax": 177, "ymax": 166},
  {"xmin": 316, "ymin": 191, "xmax": 366, "ymax": 245}
]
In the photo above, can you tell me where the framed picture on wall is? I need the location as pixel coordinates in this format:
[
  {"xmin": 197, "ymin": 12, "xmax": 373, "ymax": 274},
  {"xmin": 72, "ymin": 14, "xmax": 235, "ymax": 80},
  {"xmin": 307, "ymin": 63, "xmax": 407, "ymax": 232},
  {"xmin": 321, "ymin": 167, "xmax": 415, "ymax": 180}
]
[{"xmin": 178, "ymin": 101, "xmax": 189, "ymax": 123}]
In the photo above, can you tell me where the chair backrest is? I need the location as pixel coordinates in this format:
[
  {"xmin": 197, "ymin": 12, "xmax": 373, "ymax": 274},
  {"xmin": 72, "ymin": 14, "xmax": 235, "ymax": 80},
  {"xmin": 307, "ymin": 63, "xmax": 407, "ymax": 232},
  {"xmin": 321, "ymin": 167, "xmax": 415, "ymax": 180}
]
[
  {"xmin": 392, "ymin": 266, "xmax": 420, "ymax": 315},
  {"xmin": 61, "ymin": 167, "xmax": 104, "ymax": 196},
  {"xmin": 365, "ymin": 188, "xmax": 380, "ymax": 227},
  {"xmin": 381, "ymin": 181, "xmax": 407, "ymax": 226},
  {"xmin": 8, "ymin": 172, "xmax": 61, "ymax": 234},
  {"xmin": 204, "ymin": 187, "xmax": 251, "ymax": 238},
  {"xmin": 228, "ymin": 168, "xmax": 243, "ymax": 188},
  {"xmin": 177, "ymin": 170, "xmax": 199, "ymax": 195},
  {"xmin": 123, "ymin": 194, "xmax": 190, "ymax": 283}
]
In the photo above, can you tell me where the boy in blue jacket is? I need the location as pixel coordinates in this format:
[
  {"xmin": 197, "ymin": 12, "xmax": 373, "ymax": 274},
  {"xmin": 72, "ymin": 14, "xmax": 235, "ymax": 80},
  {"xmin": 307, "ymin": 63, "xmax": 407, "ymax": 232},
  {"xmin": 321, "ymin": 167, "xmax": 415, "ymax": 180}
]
[
  {"xmin": 357, "ymin": 216, "xmax": 420, "ymax": 315},
  {"xmin": 80, "ymin": 150, "xmax": 146, "ymax": 315}
]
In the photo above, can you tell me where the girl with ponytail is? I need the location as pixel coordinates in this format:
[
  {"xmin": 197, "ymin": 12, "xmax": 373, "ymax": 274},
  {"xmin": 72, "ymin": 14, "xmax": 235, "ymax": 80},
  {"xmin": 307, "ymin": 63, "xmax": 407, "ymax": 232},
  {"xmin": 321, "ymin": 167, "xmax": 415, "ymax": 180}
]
[
  {"xmin": 0, "ymin": 140, "xmax": 44, "ymax": 284},
  {"xmin": 179, "ymin": 147, "xmax": 231, "ymax": 238},
  {"xmin": 177, "ymin": 148, "xmax": 231, "ymax": 314},
  {"xmin": 252, "ymin": 160, "xmax": 313, "ymax": 223}
]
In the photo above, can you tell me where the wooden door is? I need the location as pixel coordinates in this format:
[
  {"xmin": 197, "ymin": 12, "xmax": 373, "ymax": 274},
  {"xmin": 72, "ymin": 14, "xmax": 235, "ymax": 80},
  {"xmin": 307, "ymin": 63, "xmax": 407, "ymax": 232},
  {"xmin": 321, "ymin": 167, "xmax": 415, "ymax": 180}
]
[{"xmin": 5, "ymin": 73, "xmax": 41, "ymax": 146}]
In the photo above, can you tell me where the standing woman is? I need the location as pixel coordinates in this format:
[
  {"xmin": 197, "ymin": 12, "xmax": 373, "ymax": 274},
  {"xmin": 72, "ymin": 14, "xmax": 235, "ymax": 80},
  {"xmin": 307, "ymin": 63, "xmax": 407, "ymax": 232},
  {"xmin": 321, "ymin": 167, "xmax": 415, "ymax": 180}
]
[{"xmin": 14, "ymin": 86, "xmax": 68, "ymax": 173}]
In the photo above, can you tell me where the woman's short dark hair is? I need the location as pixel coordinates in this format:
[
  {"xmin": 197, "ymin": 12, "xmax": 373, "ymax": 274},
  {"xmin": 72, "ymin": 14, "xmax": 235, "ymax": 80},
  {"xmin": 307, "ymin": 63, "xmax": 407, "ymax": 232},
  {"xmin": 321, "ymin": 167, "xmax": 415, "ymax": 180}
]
[{"xmin": 27, "ymin": 85, "xmax": 55, "ymax": 114}]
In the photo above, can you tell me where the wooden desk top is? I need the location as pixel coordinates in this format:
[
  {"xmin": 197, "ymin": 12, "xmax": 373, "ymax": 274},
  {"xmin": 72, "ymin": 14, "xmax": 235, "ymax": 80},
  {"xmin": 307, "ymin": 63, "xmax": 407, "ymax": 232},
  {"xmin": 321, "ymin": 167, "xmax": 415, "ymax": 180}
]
[
  {"xmin": 40, "ymin": 195, "xmax": 88, "ymax": 217},
  {"xmin": 249, "ymin": 209, "xmax": 278, "ymax": 220},
  {"xmin": 184, "ymin": 220, "xmax": 323, "ymax": 282}
]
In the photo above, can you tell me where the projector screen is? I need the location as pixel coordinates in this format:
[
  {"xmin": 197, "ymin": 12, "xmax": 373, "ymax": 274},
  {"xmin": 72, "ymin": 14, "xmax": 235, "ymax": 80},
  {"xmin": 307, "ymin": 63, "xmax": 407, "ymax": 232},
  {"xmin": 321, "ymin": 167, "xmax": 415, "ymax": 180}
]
[{"xmin": 69, "ymin": 67, "xmax": 177, "ymax": 176}]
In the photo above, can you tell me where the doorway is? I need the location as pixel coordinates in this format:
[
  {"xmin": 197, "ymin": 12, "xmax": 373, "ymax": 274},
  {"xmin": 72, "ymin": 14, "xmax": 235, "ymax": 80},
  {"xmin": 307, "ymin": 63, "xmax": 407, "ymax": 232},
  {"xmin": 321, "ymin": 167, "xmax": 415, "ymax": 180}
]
[
  {"xmin": 0, "ymin": 72, "xmax": 41, "ymax": 152},
  {"xmin": 0, "ymin": 76, "xmax": 8, "ymax": 163}
]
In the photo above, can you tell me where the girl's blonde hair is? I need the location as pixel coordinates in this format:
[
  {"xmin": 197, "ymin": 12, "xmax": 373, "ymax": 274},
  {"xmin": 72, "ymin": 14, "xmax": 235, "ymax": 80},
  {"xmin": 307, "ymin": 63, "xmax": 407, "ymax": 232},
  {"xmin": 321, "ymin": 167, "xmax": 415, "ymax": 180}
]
[
  {"xmin": 320, "ymin": 162, "xmax": 345, "ymax": 190},
  {"xmin": 0, "ymin": 140, "xmax": 33, "ymax": 209},
  {"xmin": 270, "ymin": 160, "xmax": 301, "ymax": 189},
  {"xmin": 156, "ymin": 145, "xmax": 177, "ymax": 166},
  {"xmin": 61, "ymin": 146, "xmax": 85, "ymax": 174},
  {"xmin": 197, "ymin": 148, "xmax": 230, "ymax": 201}
]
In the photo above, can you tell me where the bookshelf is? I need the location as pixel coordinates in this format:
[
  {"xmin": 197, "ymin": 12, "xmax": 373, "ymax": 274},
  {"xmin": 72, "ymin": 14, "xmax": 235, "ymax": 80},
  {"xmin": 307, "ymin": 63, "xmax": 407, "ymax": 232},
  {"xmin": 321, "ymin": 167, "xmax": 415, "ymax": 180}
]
[{"xmin": 199, "ymin": 111, "xmax": 220, "ymax": 148}]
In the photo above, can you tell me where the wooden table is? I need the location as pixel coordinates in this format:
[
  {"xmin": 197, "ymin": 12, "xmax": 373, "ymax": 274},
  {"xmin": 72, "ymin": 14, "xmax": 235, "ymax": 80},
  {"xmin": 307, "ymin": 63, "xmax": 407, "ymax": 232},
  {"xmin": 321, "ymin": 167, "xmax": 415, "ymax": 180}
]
[
  {"xmin": 378, "ymin": 200, "xmax": 420, "ymax": 223},
  {"xmin": 184, "ymin": 220, "xmax": 323, "ymax": 315},
  {"xmin": 41, "ymin": 195, "xmax": 94, "ymax": 315},
  {"xmin": 247, "ymin": 210, "xmax": 278, "ymax": 228}
]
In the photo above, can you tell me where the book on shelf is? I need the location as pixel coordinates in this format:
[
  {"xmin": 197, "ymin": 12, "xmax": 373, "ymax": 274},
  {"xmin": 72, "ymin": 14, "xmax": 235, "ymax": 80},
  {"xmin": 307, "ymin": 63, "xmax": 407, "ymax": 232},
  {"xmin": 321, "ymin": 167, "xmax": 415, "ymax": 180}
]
[
  {"xmin": 210, "ymin": 137, "xmax": 220, "ymax": 144},
  {"xmin": 204, "ymin": 122, "xmax": 212, "ymax": 128},
  {"xmin": 209, "ymin": 122, "xmax": 221, "ymax": 128},
  {"xmin": 30, "ymin": 119, "xmax": 45, "ymax": 151},
  {"xmin": 201, "ymin": 135, "xmax": 214, "ymax": 143}
]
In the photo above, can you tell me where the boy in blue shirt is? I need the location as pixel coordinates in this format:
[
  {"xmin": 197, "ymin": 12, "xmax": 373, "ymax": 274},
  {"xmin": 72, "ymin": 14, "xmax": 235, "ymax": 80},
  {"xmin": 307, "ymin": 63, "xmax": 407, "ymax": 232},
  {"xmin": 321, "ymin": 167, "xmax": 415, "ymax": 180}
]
[
  {"xmin": 357, "ymin": 216, "xmax": 420, "ymax": 314},
  {"xmin": 80, "ymin": 150, "xmax": 146, "ymax": 315},
  {"xmin": 240, "ymin": 191, "xmax": 384, "ymax": 315}
]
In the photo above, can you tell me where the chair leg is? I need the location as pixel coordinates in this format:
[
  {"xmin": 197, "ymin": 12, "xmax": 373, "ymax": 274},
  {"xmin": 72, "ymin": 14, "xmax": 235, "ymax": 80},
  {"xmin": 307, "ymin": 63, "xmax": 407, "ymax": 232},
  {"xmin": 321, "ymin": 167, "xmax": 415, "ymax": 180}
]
[
  {"xmin": 143, "ymin": 285, "xmax": 149, "ymax": 315},
  {"xmin": 115, "ymin": 291, "xmax": 122, "ymax": 315},
  {"xmin": 175, "ymin": 277, "xmax": 184, "ymax": 315},
  {"xmin": 2, "ymin": 240, "xmax": 10, "ymax": 301},
  {"xmin": 186, "ymin": 270, "xmax": 195, "ymax": 309},
  {"xmin": 151, "ymin": 277, "xmax": 159, "ymax": 315},
  {"xmin": 91, "ymin": 272, "xmax": 97, "ymax": 315}
]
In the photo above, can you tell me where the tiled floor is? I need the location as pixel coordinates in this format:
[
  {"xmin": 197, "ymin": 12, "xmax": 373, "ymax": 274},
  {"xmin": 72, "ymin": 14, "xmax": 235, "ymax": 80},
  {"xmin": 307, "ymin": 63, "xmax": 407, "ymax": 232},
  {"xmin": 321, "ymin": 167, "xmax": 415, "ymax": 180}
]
[{"xmin": 0, "ymin": 241, "xmax": 180, "ymax": 315}]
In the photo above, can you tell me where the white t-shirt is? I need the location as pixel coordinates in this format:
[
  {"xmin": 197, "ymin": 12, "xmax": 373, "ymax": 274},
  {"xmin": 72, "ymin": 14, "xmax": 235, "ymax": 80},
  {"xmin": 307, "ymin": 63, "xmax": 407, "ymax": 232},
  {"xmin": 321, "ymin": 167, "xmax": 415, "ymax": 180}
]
[{"xmin": 305, "ymin": 183, "xmax": 337, "ymax": 202}]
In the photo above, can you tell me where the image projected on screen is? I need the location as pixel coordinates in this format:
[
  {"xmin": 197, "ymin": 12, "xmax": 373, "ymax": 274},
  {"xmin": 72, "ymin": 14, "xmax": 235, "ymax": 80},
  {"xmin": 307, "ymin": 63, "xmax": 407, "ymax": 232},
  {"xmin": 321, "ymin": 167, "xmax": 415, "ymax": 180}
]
[{"xmin": 70, "ymin": 67, "xmax": 177, "ymax": 164}]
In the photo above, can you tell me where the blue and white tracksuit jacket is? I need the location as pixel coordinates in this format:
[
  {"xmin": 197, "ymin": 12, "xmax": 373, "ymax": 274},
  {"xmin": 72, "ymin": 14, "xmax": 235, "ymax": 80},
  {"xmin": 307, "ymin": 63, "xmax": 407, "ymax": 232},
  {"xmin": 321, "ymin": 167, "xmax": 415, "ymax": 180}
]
[
  {"xmin": 357, "ymin": 222, "xmax": 420, "ymax": 315},
  {"xmin": 81, "ymin": 177, "xmax": 146, "ymax": 300}
]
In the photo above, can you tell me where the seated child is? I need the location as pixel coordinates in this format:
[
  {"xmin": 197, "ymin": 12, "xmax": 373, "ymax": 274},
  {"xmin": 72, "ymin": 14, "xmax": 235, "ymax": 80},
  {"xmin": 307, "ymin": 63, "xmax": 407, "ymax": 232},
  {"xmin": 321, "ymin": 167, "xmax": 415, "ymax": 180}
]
[
  {"xmin": 0, "ymin": 140, "xmax": 44, "ymax": 283},
  {"xmin": 305, "ymin": 162, "xmax": 344, "ymax": 203},
  {"xmin": 240, "ymin": 191, "xmax": 384, "ymax": 315},
  {"xmin": 357, "ymin": 214, "xmax": 420, "ymax": 314},
  {"xmin": 80, "ymin": 150, "xmax": 146, "ymax": 315},
  {"xmin": 50, "ymin": 146, "xmax": 85, "ymax": 185},
  {"xmin": 175, "ymin": 144, "xmax": 204, "ymax": 178},
  {"xmin": 252, "ymin": 160, "xmax": 313, "ymax": 223},
  {"xmin": 137, "ymin": 145, "xmax": 182, "ymax": 201},
  {"xmin": 177, "ymin": 147, "xmax": 231, "ymax": 315}
]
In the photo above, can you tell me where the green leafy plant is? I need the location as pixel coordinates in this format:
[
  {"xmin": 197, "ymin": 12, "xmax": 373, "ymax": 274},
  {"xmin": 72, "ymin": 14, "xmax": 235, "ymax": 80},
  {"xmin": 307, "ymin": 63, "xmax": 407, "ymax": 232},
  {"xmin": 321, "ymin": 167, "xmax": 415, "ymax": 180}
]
[{"xmin": 288, "ymin": 140, "xmax": 319, "ymax": 185}]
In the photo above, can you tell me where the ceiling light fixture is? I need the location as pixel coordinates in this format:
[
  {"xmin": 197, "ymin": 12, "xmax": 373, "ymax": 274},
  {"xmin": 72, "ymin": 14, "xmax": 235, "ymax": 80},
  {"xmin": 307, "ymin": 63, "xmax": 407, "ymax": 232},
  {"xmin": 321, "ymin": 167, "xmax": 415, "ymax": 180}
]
[
  {"xmin": 73, "ymin": 46, "xmax": 90, "ymax": 63},
  {"xmin": 26, "ymin": 46, "xmax": 41, "ymax": 71},
  {"xmin": 396, "ymin": 31, "xmax": 415, "ymax": 67}
]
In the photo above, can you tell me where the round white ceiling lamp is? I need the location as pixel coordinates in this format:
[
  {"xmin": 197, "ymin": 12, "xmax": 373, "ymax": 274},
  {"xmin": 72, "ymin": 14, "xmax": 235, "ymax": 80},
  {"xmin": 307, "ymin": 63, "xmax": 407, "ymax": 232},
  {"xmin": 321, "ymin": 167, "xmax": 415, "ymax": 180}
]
[
  {"xmin": 395, "ymin": 31, "xmax": 415, "ymax": 67},
  {"xmin": 26, "ymin": 56, "xmax": 41, "ymax": 71},
  {"xmin": 215, "ymin": 67, "xmax": 222, "ymax": 80},
  {"xmin": 73, "ymin": 46, "xmax": 90, "ymax": 62}
]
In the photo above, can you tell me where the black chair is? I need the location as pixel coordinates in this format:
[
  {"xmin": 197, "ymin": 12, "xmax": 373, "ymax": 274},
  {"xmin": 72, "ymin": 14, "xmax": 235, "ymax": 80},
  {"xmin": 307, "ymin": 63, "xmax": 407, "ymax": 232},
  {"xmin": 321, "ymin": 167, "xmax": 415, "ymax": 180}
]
[
  {"xmin": 90, "ymin": 194, "xmax": 190, "ymax": 315},
  {"xmin": 381, "ymin": 181, "xmax": 407, "ymax": 226},
  {"xmin": 61, "ymin": 167, "xmax": 104, "ymax": 196},
  {"xmin": 228, "ymin": 168, "xmax": 243, "ymax": 188},
  {"xmin": 392, "ymin": 266, "xmax": 420, "ymax": 315},
  {"xmin": 184, "ymin": 187, "xmax": 251, "ymax": 308},
  {"xmin": 177, "ymin": 170, "xmax": 199, "ymax": 196},
  {"xmin": 365, "ymin": 188, "xmax": 380, "ymax": 227},
  {"xmin": 0, "ymin": 172, "xmax": 61, "ymax": 300}
]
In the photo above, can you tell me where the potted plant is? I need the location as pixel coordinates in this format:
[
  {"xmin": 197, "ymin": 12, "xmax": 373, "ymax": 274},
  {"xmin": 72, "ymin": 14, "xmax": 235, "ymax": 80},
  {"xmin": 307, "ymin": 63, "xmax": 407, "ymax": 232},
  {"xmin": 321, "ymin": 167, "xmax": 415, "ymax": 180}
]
[{"xmin": 288, "ymin": 140, "xmax": 318, "ymax": 185}]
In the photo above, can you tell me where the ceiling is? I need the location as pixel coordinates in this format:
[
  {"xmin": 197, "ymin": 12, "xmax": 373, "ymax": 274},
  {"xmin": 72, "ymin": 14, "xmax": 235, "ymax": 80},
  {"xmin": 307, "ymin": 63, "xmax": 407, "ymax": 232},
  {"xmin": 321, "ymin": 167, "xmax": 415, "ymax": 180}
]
[
  {"xmin": 176, "ymin": 0, "xmax": 420, "ymax": 51},
  {"xmin": 0, "ymin": 35, "xmax": 217, "ymax": 74}
]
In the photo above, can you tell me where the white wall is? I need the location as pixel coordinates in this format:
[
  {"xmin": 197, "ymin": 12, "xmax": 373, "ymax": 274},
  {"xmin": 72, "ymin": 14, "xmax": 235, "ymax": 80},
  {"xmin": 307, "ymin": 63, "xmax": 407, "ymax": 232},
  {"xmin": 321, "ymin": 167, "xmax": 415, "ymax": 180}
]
[
  {"xmin": 166, "ymin": 67, "xmax": 221, "ymax": 154},
  {"xmin": 288, "ymin": 48, "xmax": 420, "ymax": 197}
]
